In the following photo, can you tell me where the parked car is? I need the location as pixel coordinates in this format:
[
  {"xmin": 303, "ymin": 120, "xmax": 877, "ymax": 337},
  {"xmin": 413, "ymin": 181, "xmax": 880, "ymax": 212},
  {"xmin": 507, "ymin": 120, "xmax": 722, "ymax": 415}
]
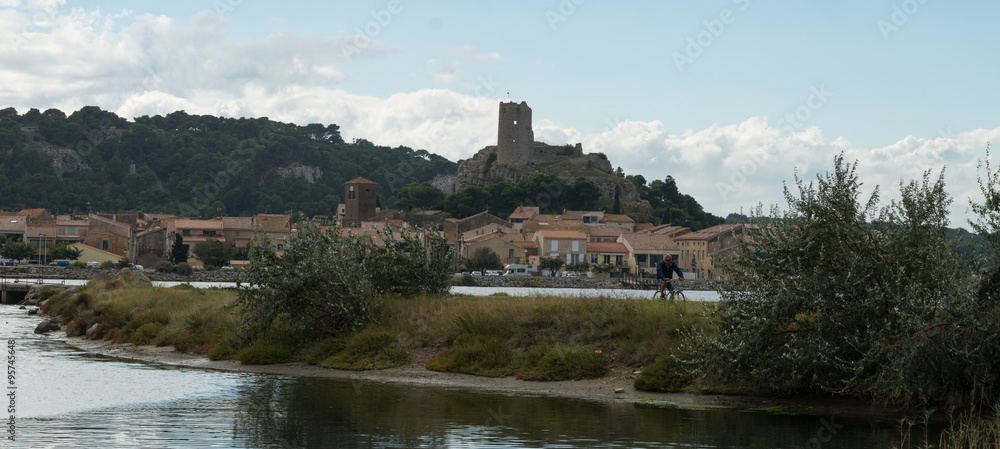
[
  {"xmin": 471, "ymin": 271, "xmax": 483, "ymax": 276},
  {"xmin": 133, "ymin": 265, "xmax": 144, "ymax": 271},
  {"xmin": 562, "ymin": 271, "xmax": 578, "ymax": 277},
  {"xmin": 85, "ymin": 261, "xmax": 101, "ymax": 268},
  {"xmin": 484, "ymin": 270, "xmax": 502, "ymax": 276}
]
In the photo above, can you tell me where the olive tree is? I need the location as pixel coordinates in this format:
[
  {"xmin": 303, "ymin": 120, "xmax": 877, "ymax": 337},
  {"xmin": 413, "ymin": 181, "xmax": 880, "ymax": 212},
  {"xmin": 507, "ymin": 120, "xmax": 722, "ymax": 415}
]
[
  {"xmin": 688, "ymin": 155, "xmax": 997, "ymax": 406},
  {"xmin": 234, "ymin": 222, "xmax": 452, "ymax": 343}
]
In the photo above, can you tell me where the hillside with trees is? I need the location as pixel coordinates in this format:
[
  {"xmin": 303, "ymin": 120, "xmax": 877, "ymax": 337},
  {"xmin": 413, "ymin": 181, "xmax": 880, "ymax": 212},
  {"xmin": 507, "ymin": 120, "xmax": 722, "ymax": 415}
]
[{"xmin": 0, "ymin": 106, "xmax": 456, "ymax": 217}]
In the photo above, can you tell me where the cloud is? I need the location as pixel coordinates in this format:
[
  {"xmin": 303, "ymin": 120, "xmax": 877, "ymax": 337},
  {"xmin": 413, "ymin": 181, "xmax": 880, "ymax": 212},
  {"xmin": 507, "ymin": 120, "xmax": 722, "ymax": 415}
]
[
  {"xmin": 426, "ymin": 58, "xmax": 464, "ymax": 86},
  {"xmin": 577, "ymin": 116, "xmax": 998, "ymax": 227},
  {"xmin": 450, "ymin": 45, "xmax": 500, "ymax": 60}
]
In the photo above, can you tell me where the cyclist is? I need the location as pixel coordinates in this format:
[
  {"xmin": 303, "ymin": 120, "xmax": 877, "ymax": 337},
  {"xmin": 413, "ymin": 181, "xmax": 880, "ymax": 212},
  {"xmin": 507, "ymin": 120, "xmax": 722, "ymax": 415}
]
[{"xmin": 655, "ymin": 255, "xmax": 684, "ymax": 299}]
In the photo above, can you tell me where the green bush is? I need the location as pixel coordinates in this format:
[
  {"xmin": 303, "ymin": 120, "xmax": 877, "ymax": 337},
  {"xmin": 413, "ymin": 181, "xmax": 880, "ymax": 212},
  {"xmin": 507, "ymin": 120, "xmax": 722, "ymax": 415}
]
[
  {"xmin": 321, "ymin": 330, "xmax": 407, "ymax": 370},
  {"xmin": 634, "ymin": 352, "xmax": 694, "ymax": 392},
  {"xmin": 100, "ymin": 260, "xmax": 116, "ymax": 269},
  {"xmin": 155, "ymin": 261, "xmax": 173, "ymax": 272},
  {"xmin": 173, "ymin": 263, "xmax": 193, "ymax": 275},
  {"xmin": 517, "ymin": 344, "xmax": 607, "ymax": 381},
  {"xmin": 426, "ymin": 334, "xmax": 513, "ymax": 377},
  {"xmin": 129, "ymin": 322, "xmax": 163, "ymax": 345},
  {"xmin": 71, "ymin": 261, "xmax": 86, "ymax": 269},
  {"xmin": 236, "ymin": 342, "xmax": 296, "ymax": 365}
]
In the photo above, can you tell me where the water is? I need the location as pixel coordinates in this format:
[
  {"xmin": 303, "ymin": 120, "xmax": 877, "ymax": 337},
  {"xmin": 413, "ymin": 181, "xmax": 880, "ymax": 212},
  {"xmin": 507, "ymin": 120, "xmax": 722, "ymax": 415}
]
[
  {"xmin": 6, "ymin": 278, "xmax": 723, "ymax": 299},
  {"xmin": 1, "ymin": 305, "xmax": 913, "ymax": 448}
]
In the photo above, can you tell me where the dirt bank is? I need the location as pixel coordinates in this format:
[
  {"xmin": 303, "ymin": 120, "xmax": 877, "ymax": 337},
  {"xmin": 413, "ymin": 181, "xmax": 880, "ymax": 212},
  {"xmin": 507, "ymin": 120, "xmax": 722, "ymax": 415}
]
[{"xmin": 65, "ymin": 333, "xmax": 910, "ymax": 422}]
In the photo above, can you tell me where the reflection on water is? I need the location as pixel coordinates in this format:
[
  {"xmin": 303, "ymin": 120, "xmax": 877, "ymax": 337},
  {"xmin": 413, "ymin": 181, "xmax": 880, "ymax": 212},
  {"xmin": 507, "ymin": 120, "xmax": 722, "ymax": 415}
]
[{"xmin": 4, "ymin": 305, "xmax": 906, "ymax": 448}]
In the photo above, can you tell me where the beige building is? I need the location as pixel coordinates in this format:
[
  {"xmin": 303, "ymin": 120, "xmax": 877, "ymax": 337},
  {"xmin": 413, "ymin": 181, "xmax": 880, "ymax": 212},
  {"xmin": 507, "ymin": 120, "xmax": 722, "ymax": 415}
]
[
  {"xmin": 70, "ymin": 243, "xmax": 123, "ymax": 264},
  {"xmin": 532, "ymin": 229, "xmax": 588, "ymax": 265},
  {"xmin": 619, "ymin": 233, "xmax": 681, "ymax": 276},
  {"xmin": 462, "ymin": 232, "xmax": 529, "ymax": 265},
  {"xmin": 674, "ymin": 223, "xmax": 743, "ymax": 280},
  {"xmin": 586, "ymin": 241, "xmax": 629, "ymax": 274}
]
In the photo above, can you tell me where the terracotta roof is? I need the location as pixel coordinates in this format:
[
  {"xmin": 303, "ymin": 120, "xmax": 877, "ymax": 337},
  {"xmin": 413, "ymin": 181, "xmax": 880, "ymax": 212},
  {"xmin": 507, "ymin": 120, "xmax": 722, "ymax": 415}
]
[
  {"xmin": 508, "ymin": 206, "xmax": 539, "ymax": 220},
  {"xmin": 174, "ymin": 219, "xmax": 224, "ymax": 231},
  {"xmin": 346, "ymin": 176, "xmax": 377, "ymax": 185},
  {"xmin": 588, "ymin": 227, "xmax": 625, "ymax": 237},
  {"xmin": 620, "ymin": 233, "xmax": 679, "ymax": 251},
  {"xmin": 512, "ymin": 241, "xmax": 538, "ymax": 249},
  {"xmin": 464, "ymin": 232, "xmax": 504, "ymax": 244},
  {"xmin": 586, "ymin": 242, "xmax": 629, "ymax": 254},
  {"xmin": 535, "ymin": 230, "xmax": 588, "ymax": 239},
  {"xmin": 603, "ymin": 214, "xmax": 635, "ymax": 223},
  {"xmin": 254, "ymin": 214, "xmax": 291, "ymax": 233},
  {"xmin": 56, "ymin": 218, "xmax": 88, "ymax": 227},
  {"xmin": 674, "ymin": 224, "xmax": 743, "ymax": 240},
  {"xmin": 180, "ymin": 235, "xmax": 225, "ymax": 243},
  {"xmin": 0, "ymin": 216, "xmax": 27, "ymax": 233},
  {"xmin": 221, "ymin": 217, "xmax": 254, "ymax": 231},
  {"xmin": 18, "ymin": 208, "xmax": 48, "ymax": 219}
]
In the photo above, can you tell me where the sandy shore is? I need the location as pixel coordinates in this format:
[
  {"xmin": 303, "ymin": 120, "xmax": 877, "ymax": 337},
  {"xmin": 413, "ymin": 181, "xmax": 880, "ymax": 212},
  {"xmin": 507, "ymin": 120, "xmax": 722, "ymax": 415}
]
[{"xmin": 62, "ymin": 334, "xmax": 910, "ymax": 421}]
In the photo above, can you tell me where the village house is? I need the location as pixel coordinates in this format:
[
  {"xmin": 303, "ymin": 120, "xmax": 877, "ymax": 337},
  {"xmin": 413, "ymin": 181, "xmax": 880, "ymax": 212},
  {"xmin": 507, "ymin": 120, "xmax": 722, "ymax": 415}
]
[
  {"xmin": 533, "ymin": 229, "xmax": 588, "ymax": 266},
  {"xmin": 461, "ymin": 231, "xmax": 530, "ymax": 265},
  {"xmin": 619, "ymin": 233, "xmax": 681, "ymax": 276},
  {"xmin": 674, "ymin": 223, "xmax": 743, "ymax": 280}
]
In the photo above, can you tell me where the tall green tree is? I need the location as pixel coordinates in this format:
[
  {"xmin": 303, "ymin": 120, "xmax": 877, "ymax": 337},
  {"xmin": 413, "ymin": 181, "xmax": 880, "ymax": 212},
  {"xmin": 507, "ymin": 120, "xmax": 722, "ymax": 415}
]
[
  {"xmin": 395, "ymin": 182, "xmax": 446, "ymax": 211},
  {"xmin": 170, "ymin": 234, "xmax": 189, "ymax": 264}
]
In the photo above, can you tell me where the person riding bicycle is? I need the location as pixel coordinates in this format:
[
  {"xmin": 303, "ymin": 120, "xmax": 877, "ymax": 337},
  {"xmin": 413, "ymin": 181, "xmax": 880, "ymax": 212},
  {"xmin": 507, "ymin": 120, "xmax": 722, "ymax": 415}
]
[{"xmin": 655, "ymin": 255, "xmax": 684, "ymax": 299}]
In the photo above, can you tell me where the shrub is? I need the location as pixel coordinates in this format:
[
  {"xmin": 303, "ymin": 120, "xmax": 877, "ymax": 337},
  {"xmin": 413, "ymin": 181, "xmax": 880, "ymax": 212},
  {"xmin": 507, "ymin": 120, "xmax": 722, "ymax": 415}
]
[
  {"xmin": 71, "ymin": 261, "xmax": 86, "ymax": 269},
  {"xmin": 517, "ymin": 344, "xmax": 607, "ymax": 381},
  {"xmin": 634, "ymin": 352, "xmax": 694, "ymax": 392},
  {"xmin": 129, "ymin": 322, "xmax": 164, "ymax": 345},
  {"xmin": 173, "ymin": 263, "xmax": 193, "ymax": 275},
  {"xmin": 38, "ymin": 289, "xmax": 59, "ymax": 301},
  {"xmin": 426, "ymin": 334, "xmax": 513, "ymax": 377},
  {"xmin": 236, "ymin": 342, "xmax": 296, "ymax": 365},
  {"xmin": 155, "ymin": 261, "xmax": 173, "ymax": 272},
  {"xmin": 689, "ymin": 155, "xmax": 992, "ymax": 406},
  {"xmin": 321, "ymin": 330, "xmax": 407, "ymax": 370},
  {"xmin": 100, "ymin": 260, "xmax": 116, "ymax": 269}
]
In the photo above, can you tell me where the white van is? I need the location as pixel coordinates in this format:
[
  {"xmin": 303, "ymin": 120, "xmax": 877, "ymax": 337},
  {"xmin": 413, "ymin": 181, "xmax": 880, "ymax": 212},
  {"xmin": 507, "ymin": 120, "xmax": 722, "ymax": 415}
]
[{"xmin": 502, "ymin": 264, "xmax": 538, "ymax": 276}]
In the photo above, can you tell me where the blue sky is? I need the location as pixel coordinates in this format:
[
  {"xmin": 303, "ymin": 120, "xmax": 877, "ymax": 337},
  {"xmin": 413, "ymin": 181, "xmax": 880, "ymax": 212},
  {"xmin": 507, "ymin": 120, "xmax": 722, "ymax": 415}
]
[{"xmin": 2, "ymin": 0, "xmax": 999, "ymax": 226}]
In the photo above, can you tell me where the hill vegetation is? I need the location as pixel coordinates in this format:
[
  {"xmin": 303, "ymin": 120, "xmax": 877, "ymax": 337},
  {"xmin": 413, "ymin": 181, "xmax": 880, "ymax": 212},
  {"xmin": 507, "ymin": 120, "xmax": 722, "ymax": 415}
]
[
  {"xmin": 0, "ymin": 106, "xmax": 456, "ymax": 217},
  {"xmin": 0, "ymin": 105, "xmax": 724, "ymax": 229}
]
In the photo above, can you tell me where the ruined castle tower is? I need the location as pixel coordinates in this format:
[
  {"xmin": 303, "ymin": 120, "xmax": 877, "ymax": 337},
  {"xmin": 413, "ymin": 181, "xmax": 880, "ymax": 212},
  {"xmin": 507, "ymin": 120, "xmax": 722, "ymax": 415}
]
[{"xmin": 496, "ymin": 101, "xmax": 534, "ymax": 164}]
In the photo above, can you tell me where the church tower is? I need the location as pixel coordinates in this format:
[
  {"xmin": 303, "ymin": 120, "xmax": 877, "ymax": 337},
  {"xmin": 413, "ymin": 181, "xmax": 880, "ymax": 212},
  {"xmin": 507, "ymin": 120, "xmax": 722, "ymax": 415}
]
[{"xmin": 344, "ymin": 177, "xmax": 377, "ymax": 226}]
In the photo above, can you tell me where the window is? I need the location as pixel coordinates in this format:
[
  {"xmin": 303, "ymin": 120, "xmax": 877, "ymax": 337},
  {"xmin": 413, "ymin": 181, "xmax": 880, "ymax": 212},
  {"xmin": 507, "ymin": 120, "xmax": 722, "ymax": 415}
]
[
  {"xmin": 603, "ymin": 255, "xmax": 611, "ymax": 264},
  {"xmin": 182, "ymin": 230, "xmax": 190, "ymax": 236},
  {"xmin": 550, "ymin": 239, "xmax": 558, "ymax": 252},
  {"xmin": 571, "ymin": 240, "xmax": 579, "ymax": 252},
  {"xmin": 591, "ymin": 254, "xmax": 598, "ymax": 264},
  {"xmin": 67, "ymin": 226, "xmax": 76, "ymax": 235},
  {"xmin": 508, "ymin": 249, "xmax": 514, "ymax": 260},
  {"xmin": 276, "ymin": 244, "xmax": 284, "ymax": 251},
  {"xmin": 636, "ymin": 254, "xmax": 647, "ymax": 263},
  {"xmin": 615, "ymin": 255, "xmax": 623, "ymax": 266},
  {"xmin": 98, "ymin": 240, "xmax": 112, "ymax": 251}
]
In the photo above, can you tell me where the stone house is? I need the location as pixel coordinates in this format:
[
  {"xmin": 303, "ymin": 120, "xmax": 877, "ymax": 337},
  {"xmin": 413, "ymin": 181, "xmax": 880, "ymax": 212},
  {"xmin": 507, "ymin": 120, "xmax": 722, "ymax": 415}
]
[
  {"xmin": 602, "ymin": 214, "xmax": 636, "ymax": 232},
  {"xmin": 618, "ymin": 233, "xmax": 681, "ymax": 276},
  {"xmin": 588, "ymin": 226, "xmax": 624, "ymax": 243},
  {"xmin": 84, "ymin": 214, "xmax": 135, "ymax": 261},
  {"xmin": 674, "ymin": 223, "xmax": 743, "ymax": 280},
  {"xmin": 0, "ymin": 215, "xmax": 27, "ymax": 247},
  {"xmin": 253, "ymin": 214, "xmax": 292, "ymax": 252},
  {"xmin": 56, "ymin": 215, "xmax": 89, "ymax": 245},
  {"xmin": 461, "ymin": 231, "xmax": 529, "ymax": 266}
]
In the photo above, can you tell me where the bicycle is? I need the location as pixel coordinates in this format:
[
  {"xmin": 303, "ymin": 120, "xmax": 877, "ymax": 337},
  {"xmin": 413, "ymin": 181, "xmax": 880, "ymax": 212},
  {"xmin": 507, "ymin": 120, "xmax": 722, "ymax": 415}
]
[{"xmin": 651, "ymin": 280, "xmax": 687, "ymax": 302}]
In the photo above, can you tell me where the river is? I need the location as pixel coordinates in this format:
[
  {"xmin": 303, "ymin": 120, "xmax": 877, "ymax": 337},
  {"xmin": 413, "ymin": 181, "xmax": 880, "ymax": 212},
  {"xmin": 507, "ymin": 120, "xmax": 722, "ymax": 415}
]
[{"xmin": 1, "ymin": 305, "xmax": 917, "ymax": 448}]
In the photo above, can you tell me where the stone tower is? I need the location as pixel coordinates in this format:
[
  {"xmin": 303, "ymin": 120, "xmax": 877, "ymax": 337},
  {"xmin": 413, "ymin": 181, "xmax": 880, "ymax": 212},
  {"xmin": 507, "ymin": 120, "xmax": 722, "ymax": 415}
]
[
  {"xmin": 496, "ymin": 101, "xmax": 534, "ymax": 164},
  {"xmin": 344, "ymin": 177, "xmax": 377, "ymax": 225}
]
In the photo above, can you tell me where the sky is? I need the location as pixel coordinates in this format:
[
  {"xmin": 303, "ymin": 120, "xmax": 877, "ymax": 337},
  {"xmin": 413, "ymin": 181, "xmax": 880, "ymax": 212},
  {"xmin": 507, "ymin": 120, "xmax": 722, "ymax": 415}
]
[{"xmin": 1, "ymin": 0, "xmax": 999, "ymax": 227}]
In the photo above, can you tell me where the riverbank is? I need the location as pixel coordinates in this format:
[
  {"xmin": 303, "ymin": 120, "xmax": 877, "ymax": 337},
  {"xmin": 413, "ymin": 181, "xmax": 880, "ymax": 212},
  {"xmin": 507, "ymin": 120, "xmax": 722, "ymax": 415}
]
[
  {"xmin": 5, "ymin": 265, "xmax": 714, "ymax": 290},
  {"xmin": 65, "ymin": 331, "xmax": 908, "ymax": 422}
]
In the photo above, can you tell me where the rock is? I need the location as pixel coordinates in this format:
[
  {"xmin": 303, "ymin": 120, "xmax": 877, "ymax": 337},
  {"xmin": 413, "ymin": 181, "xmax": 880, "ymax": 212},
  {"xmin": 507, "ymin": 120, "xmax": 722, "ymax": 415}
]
[
  {"xmin": 27, "ymin": 308, "xmax": 38, "ymax": 315},
  {"xmin": 86, "ymin": 323, "xmax": 100, "ymax": 338},
  {"xmin": 34, "ymin": 319, "xmax": 61, "ymax": 334},
  {"xmin": 18, "ymin": 305, "xmax": 25, "ymax": 309},
  {"xmin": 614, "ymin": 388, "xmax": 625, "ymax": 394}
]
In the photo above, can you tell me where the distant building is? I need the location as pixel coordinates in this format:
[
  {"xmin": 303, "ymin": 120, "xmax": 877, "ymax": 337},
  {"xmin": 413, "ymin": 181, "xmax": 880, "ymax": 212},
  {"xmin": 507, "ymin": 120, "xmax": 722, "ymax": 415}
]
[{"xmin": 344, "ymin": 177, "xmax": 377, "ymax": 226}]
